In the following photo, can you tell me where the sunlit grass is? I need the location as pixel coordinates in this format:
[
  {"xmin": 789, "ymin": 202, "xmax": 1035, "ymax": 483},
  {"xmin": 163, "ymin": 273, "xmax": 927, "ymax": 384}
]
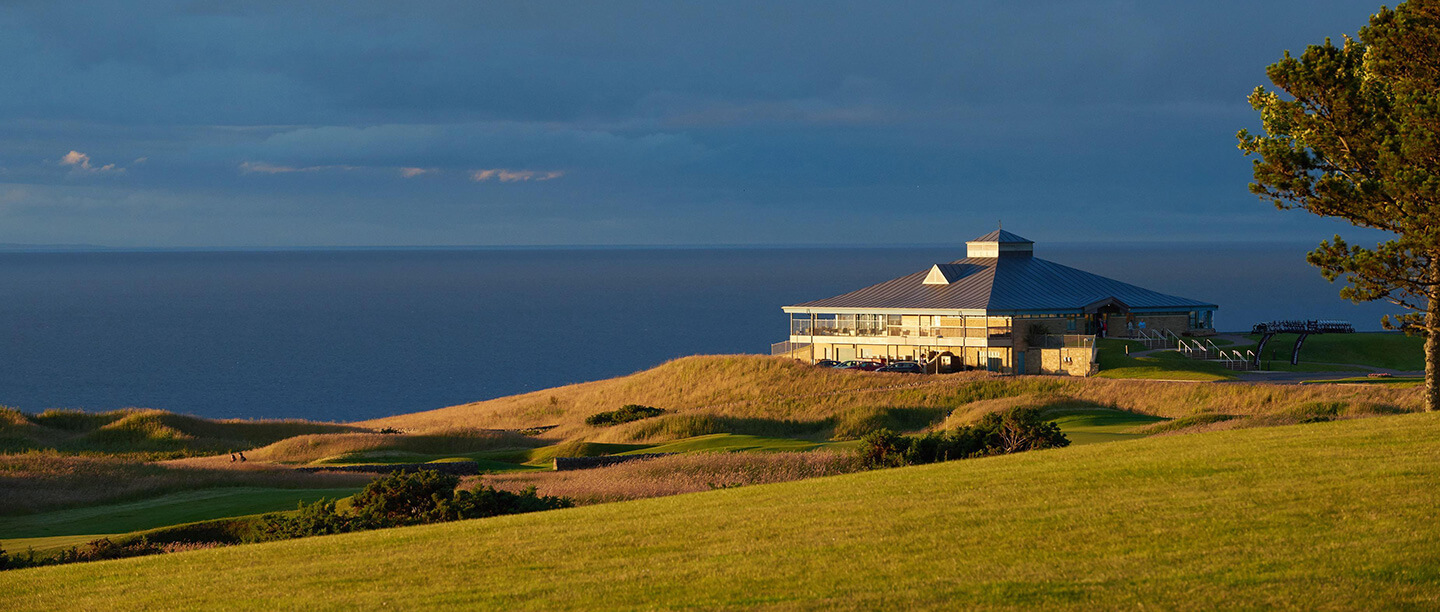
[{"xmin": 7, "ymin": 413, "xmax": 1439, "ymax": 609}]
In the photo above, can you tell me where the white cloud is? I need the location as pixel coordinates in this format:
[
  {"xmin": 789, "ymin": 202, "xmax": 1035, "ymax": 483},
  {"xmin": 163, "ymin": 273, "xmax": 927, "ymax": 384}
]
[
  {"xmin": 239, "ymin": 161, "xmax": 356, "ymax": 174},
  {"xmin": 399, "ymin": 167, "xmax": 434, "ymax": 178},
  {"xmin": 59, "ymin": 150, "xmax": 123, "ymax": 174},
  {"xmin": 470, "ymin": 168, "xmax": 564, "ymax": 183}
]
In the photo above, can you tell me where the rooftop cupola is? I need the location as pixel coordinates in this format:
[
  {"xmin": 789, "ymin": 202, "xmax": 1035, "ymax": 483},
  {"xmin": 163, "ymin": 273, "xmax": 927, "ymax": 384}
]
[{"xmin": 965, "ymin": 229, "xmax": 1034, "ymax": 258}]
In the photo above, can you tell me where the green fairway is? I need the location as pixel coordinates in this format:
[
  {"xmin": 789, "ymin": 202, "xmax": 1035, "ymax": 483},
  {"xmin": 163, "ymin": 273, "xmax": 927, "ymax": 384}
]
[
  {"xmin": 1048, "ymin": 409, "xmax": 1166, "ymax": 445},
  {"xmin": 1094, "ymin": 340, "xmax": 1235, "ymax": 381},
  {"xmin": 0, "ymin": 487, "xmax": 361, "ymax": 553},
  {"xmin": 6, "ymin": 413, "xmax": 1438, "ymax": 609},
  {"xmin": 1303, "ymin": 376, "xmax": 1426, "ymax": 387},
  {"xmin": 1241, "ymin": 332, "xmax": 1423, "ymax": 371}
]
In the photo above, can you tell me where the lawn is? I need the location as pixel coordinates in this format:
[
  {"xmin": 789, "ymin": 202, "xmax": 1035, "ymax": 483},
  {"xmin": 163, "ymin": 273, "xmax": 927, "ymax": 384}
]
[
  {"xmin": 1240, "ymin": 332, "xmax": 1423, "ymax": 371},
  {"xmin": 1093, "ymin": 340, "xmax": 1235, "ymax": 381},
  {"xmin": 7, "ymin": 412, "xmax": 1438, "ymax": 609},
  {"xmin": 0, "ymin": 486, "xmax": 361, "ymax": 554},
  {"xmin": 1046, "ymin": 409, "xmax": 1166, "ymax": 445}
]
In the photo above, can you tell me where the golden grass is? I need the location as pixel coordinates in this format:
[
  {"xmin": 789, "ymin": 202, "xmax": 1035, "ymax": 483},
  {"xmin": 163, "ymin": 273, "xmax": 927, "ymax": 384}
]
[
  {"xmin": 474, "ymin": 451, "xmax": 863, "ymax": 504},
  {"xmin": 0, "ymin": 451, "xmax": 371, "ymax": 515},
  {"xmin": 245, "ymin": 429, "xmax": 544, "ymax": 464},
  {"xmin": 2, "ymin": 407, "xmax": 365, "ymax": 457},
  {"xmin": 356, "ymin": 355, "xmax": 1424, "ymax": 444}
]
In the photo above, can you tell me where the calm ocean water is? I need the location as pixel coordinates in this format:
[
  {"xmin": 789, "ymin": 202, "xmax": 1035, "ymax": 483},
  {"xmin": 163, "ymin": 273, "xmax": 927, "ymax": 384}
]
[{"xmin": 0, "ymin": 244, "xmax": 1400, "ymax": 421}]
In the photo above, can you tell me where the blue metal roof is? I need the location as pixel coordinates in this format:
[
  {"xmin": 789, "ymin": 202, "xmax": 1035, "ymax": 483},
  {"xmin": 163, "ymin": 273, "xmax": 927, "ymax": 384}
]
[
  {"xmin": 788, "ymin": 254, "xmax": 1217, "ymax": 312},
  {"xmin": 970, "ymin": 229, "xmax": 1033, "ymax": 244}
]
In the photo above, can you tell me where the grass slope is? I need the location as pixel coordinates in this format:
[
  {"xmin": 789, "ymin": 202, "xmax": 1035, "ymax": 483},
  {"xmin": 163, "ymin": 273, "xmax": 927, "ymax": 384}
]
[
  {"xmin": 0, "ymin": 407, "xmax": 363, "ymax": 457},
  {"xmin": 7, "ymin": 413, "xmax": 1439, "ymax": 609},
  {"xmin": 1093, "ymin": 340, "xmax": 1235, "ymax": 381},
  {"xmin": 355, "ymin": 355, "xmax": 1422, "ymax": 445},
  {"xmin": 0, "ymin": 487, "xmax": 362, "ymax": 553},
  {"xmin": 1244, "ymin": 332, "xmax": 1424, "ymax": 371}
]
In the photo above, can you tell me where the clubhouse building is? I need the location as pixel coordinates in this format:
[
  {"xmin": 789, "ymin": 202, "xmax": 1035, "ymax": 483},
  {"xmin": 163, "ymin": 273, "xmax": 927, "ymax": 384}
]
[{"xmin": 775, "ymin": 230, "xmax": 1218, "ymax": 376}]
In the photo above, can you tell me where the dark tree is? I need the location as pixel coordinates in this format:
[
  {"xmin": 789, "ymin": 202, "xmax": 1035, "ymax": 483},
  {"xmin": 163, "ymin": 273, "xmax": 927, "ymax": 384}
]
[{"xmin": 1237, "ymin": 0, "xmax": 1440, "ymax": 411}]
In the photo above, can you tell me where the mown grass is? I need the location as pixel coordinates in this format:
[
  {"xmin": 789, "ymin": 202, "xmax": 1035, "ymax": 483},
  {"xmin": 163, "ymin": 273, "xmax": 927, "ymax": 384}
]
[
  {"xmin": 0, "ymin": 487, "xmax": 362, "ymax": 554},
  {"xmin": 1302, "ymin": 376, "xmax": 1425, "ymax": 387},
  {"xmin": 1093, "ymin": 340, "xmax": 1235, "ymax": 381},
  {"xmin": 0, "ymin": 452, "xmax": 371, "ymax": 516},
  {"xmin": 1242, "ymin": 332, "xmax": 1423, "ymax": 370},
  {"xmin": 7, "ymin": 413, "xmax": 1439, "ymax": 609}
]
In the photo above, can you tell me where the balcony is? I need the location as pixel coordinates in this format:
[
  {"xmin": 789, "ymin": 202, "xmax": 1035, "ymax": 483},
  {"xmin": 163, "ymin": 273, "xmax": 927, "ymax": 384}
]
[{"xmin": 789, "ymin": 320, "xmax": 1010, "ymax": 342}]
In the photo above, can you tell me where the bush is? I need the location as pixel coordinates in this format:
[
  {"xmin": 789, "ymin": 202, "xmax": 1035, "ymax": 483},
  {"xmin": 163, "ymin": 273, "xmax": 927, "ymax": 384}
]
[
  {"xmin": 250, "ymin": 469, "xmax": 574, "ymax": 541},
  {"xmin": 859, "ymin": 407, "xmax": 1069, "ymax": 468},
  {"xmin": 586, "ymin": 404, "xmax": 667, "ymax": 427}
]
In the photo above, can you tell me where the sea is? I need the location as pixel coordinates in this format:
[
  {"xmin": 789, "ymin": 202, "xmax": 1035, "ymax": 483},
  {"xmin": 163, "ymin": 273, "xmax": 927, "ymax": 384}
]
[{"xmin": 0, "ymin": 243, "xmax": 1402, "ymax": 422}]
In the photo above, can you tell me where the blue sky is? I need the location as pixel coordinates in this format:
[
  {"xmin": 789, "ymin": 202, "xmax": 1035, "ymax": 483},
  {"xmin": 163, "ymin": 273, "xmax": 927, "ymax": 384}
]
[{"xmin": 0, "ymin": 1, "xmax": 1391, "ymax": 247}]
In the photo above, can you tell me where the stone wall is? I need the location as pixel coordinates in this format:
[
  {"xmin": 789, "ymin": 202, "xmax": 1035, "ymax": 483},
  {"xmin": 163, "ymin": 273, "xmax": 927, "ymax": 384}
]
[{"xmin": 1035, "ymin": 346, "xmax": 1095, "ymax": 376}]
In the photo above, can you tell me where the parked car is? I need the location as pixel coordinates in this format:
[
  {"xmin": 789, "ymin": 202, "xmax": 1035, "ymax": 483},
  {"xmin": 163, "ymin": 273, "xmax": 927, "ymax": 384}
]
[
  {"xmin": 815, "ymin": 359, "xmax": 842, "ymax": 368},
  {"xmin": 838, "ymin": 360, "xmax": 885, "ymax": 371},
  {"xmin": 876, "ymin": 361, "xmax": 923, "ymax": 373}
]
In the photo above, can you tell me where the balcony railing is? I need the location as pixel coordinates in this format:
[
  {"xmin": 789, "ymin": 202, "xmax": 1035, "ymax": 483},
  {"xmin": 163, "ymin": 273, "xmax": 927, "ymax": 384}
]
[{"xmin": 790, "ymin": 320, "xmax": 1010, "ymax": 341}]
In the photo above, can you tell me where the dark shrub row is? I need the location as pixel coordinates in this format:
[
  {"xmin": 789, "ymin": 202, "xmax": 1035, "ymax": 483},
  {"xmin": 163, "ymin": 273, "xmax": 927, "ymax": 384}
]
[
  {"xmin": 254, "ymin": 469, "xmax": 572, "ymax": 538},
  {"xmin": 2, "ymin": 469, "xmax": 572, "ymax": 571},
  {"xmin": 859, "ymin": 407, "xmax": 1069, "ymax": 468},
  {"xmin": 585, "ymin": 404, "xmax": 666, "ymax": 427}
]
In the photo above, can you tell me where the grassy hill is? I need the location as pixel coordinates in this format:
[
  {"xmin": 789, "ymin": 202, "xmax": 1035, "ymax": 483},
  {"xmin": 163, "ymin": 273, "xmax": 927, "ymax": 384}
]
[
  {"xmin": 0, "ymin": 407, "xmax": 362, "ymax": 458},
  {"xmin": 1243, "ymin": 332, "xmax": 1425, "ymax": 371},
  {"xmin": 6, "ymin": 412, "xmax": 1438, "ymax": 609},
  {"xmin": 357, "ymin": 355, "xmax": 1423, "ymax": 446}
]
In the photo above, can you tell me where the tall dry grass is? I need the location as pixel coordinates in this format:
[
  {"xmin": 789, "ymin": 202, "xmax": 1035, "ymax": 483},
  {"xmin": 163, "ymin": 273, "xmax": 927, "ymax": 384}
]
[
  {"xmin": 246, "ymin": 429, "xmax": 544, "ymax": 464},
  {"xmin": 1, "ymin": 406, "xmax": 366, "ymax": 457},
  {"xmin": 474, "ymin": 451, "xmax": 863, "ymax": 504},
  {"xmin": 358, "ymin": 355, "xmax": 1424, "ymax": 443},
  {"xmin": 0, "ymin": 451, "xmax": 372, "ymax": 515}
]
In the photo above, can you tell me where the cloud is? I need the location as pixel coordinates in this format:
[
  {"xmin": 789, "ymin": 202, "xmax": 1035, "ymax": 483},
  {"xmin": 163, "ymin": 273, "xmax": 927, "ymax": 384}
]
[
  {"xmin": 399, "ymin": 167, "xmax": 434, "ymax": 178},
  {"xmin": 59, "ymin": 150, "xmax": 123, "ymax": 174},
  {"xmin": 469, "ymin": 169, "xmax": 564, "ymax": 183},
  {"xmin": 239, "ymin": 161, "xmax": 356, "ymax": 174}
]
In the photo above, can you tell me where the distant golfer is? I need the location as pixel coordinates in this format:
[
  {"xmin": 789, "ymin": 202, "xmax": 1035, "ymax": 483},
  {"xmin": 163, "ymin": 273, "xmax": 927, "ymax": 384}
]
[
  {"xmin": 230, "ymin": 452, "xmax": 236, "ymax": 462},
  {"xmin": 238, "ymin": 451, "xmax": 247, "ymax": 462}
]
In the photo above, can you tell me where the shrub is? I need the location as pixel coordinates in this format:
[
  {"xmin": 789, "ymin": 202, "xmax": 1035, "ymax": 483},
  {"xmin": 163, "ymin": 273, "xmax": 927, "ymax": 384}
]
[
  {"xmin": 251, "ymin": 499, "xmax": 354, "ymax": 541},
  {"xmin": 859, "ymin": 407, "xmax": 1069, "ymax": 468},
  {"xmin": 586, "ymin": 404, "xmax": 666, "ymax": 427},
  {"xmin": 249, "ymin": 469, "xmax": 574, "ymax": 541},
  {"xmin": 352, "ymin": 469, "xmax": 462, "ymax": 527}
]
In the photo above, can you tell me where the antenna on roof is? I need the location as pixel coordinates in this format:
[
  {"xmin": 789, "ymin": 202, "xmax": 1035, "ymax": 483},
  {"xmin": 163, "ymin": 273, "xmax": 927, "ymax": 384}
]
[{"xmin": 998, "ymin": 220, "xmax": 1002, "ymax": 230}]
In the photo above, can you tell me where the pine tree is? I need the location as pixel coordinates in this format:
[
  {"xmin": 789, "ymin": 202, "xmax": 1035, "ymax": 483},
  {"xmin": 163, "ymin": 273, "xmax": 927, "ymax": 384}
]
[{"xmin": 1238, "ymin": 0, "xmax": 1440, "ymax": 411}]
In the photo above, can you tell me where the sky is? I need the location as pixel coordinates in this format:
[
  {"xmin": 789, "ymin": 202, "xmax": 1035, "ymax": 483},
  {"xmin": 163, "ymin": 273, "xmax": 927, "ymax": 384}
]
[{"xmin": 0, "ymin": 1, "xmax": 1398, "ymax": 247}]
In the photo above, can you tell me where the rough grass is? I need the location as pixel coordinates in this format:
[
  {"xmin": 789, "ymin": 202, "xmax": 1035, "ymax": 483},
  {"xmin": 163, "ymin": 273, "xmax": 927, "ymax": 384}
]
[
  {"xmin": 246, "ymin": 429, "xmax": 545, "ymax": 465},
  {"xmin": 355, "ymin": 355, "xmax": 1422, "ymax": 447},
  {"xmin": 7, "ymin": 413, "xmax": 1440, "ymax": 609},
  {"xmin": 0, "ymin": 452, "xmax": 371, "ymax": 516},
  {"xmin": 0, "ymin": 407, "xmax": 364, "ymax": 458},
  {"xmin": 475, "ymin": 450, "xmax": 864, "ymax": 505}
]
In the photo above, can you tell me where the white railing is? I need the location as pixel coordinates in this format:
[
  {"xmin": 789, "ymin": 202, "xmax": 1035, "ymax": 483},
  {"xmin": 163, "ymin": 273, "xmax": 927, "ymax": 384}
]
[
  {"xmin": 771, "ymin": 341, "xmax": 810, "ymax": 356},
  {"xmin": 1131, "ymin": 328, "xmax": 1175, "ymax": 350},
  {"xmin": 790, "ymin": 320, "xmax": 1010, "ymax": 340}
]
